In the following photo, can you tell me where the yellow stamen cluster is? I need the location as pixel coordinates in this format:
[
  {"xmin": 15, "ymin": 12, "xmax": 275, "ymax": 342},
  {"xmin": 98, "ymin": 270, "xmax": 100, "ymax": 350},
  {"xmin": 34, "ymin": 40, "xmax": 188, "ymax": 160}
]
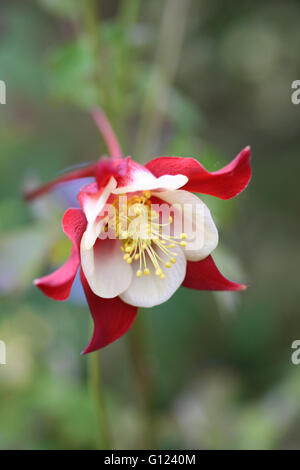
[{"xmin": 104, "ymin": 191, "xmax": 187, "ymax": 280}]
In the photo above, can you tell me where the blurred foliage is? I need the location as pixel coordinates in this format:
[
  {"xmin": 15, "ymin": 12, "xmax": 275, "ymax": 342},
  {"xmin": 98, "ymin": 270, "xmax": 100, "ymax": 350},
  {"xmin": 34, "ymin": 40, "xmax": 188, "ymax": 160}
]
[
  {"xmin": 50, "ymin": 36, "xmax": 100, "ymax": 108},
  {"xmin": 0, "ymin": 0, "xmax": 299, "ymax": 450}
]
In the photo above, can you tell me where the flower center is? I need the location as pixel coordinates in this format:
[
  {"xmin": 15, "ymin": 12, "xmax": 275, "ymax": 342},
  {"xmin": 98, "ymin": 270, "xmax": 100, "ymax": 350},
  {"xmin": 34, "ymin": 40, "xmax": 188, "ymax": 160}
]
[{"xmin": 106, "ymin": 191, "xmax": 187, "ymax": 279}]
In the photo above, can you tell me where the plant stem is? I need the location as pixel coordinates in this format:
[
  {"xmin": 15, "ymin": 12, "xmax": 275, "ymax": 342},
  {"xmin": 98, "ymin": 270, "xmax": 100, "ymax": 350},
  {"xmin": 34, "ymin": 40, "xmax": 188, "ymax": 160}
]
[
  {"xmin": 127, "ymin": 312, "xmax": 156, "ymax": 449},
  {"xmin": 83, "ymin": 0, "xmax": 102, "ymax": 101},
  {"xmin": 83, "ymin": 0, "xmax": 112, "ymax": 118},
  {"xmin": 134, "ymin": 0, "xmax": 191, "ymax": 160},
  {"xmin": 118, "ymin": 0, "xmax": 141, "ymax": 29},
  {"xmin": 117, "ymin": 0, "xmax": 142, "ymax": 150},
  {"xmin": 88, "ymin": 350, "xmax": 112, "ymax": 449}
]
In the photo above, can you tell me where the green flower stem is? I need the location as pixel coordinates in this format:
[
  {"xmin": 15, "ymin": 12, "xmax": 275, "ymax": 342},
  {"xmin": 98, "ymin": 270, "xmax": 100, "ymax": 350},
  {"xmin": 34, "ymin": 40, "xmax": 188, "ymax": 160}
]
[
  {"xmin": 134, "ymin": 0, "xmax": 191, "ymax": 160},
  {"xmin": 83, "ymin": 0, "xmax": 111, "ymax": 117},
  {"xmin": 117, "ymin": 0, "xmax": 142, "ymax": 150},
  {"xmin": 127, "ymin": 312, "xmax": 156, "ymax": 449},
  {"xmin": 88, "ymin": 350, "xmax": 112, "ymax": 449}
]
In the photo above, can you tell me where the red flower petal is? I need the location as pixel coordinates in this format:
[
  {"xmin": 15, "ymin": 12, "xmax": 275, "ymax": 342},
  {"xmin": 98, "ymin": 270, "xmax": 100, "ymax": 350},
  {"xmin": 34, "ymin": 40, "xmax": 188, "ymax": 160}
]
[
  {"xmin": 146, "ymin": 146, "xmax": 251, "ymax": 199},
  {"xmin": 35, "ymin": 208, "xmax": 87, "ymax": 300},
  {"xmin": 24, "ymin": 162, "xmax": 98, "ymax": 201},
  {"xmin": 80, "ymin": 270, "xmax": 138, "ymax": 353},
  {"xmin": 182, "ymin": 255, "xmax": 247, "ymax": 291},
  {"xmin": 95, "ymin": 157, "xmax": 129, "ymax": 188},
  {"xmin": 95, "ymin": 156, "xmax": 155, "ymax": 190}
]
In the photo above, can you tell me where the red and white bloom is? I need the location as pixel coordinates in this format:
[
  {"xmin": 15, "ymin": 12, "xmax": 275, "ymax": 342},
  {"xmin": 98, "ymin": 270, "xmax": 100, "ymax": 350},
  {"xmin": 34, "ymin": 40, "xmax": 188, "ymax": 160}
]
[{"xmin": 25, "ymin": 125, "xmax": 251, "ymax": 353}]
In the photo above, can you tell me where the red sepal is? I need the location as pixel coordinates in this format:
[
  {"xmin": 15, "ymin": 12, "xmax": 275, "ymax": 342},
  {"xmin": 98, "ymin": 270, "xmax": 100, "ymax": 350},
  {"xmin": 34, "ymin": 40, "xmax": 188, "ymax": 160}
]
[
  {"xmin": 182, "ymin": 255, "xmax": 247, "ymax": 291},
  {"xmin": 146, "ymin": 146, "xmax": 251, "ymax": 199},
  {"xmin": 34, "ymin": 208, "xmax": 87, "ymax": 300},
  {"xmin": 80, "ymin": 270, "xmax": 138, "ymax": 353},
  {"xmin": 24, "ymin": 163, "xmax": 98, "ymax": 201}
]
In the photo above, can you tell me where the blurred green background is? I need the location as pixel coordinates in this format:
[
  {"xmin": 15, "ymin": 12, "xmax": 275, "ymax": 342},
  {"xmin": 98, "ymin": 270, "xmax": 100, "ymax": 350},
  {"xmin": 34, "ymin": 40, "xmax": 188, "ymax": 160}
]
[{"xmin": 0, "ymin": 0, "xmax": 300, "ymax": 450}]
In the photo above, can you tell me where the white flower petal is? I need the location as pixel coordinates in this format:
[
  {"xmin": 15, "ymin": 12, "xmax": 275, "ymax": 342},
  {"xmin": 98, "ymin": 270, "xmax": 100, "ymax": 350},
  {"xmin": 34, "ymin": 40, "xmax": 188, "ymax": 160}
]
[
  {"xmin": 119, "ymin": 246, "xmax": 186, "ymax": 308},
  {"xmin": 82, "ymin": 217, "xmax": 107, "ymax": 251},
  {"xmin": 112, "ymin": 172, "xmax": 188, "ymax": 194},
  {"xmin": 154, "ymin": 190, "xmax": 218, "ymax": 261},
  {"xmin": 83, "ymin": 176, "xmax": 117, "ymax": 250},
  {"xmin": 80, "ymin": 236, "xmax": 132, "ymax": 298}
]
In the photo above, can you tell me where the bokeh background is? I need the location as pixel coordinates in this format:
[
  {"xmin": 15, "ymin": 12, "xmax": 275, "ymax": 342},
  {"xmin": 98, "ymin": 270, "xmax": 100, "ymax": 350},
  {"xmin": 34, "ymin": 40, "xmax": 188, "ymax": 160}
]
[{"xmin": 0, "ymin": 0, "xmax": 300, "ymax": 449}]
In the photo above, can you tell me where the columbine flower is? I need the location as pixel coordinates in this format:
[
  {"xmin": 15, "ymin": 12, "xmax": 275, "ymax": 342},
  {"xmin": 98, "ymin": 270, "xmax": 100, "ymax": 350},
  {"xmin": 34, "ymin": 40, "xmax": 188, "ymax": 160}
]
[{"xmin": 25, "ymin": 145, "xmax": 251, "ymax": 353}]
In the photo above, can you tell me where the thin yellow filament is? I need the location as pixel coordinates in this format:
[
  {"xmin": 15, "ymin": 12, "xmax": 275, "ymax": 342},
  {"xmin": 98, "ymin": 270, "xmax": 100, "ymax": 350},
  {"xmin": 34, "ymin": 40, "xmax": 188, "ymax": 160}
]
[{"xmin": 102, "ymin": 192, "xmax": 187, "ymax": 279}]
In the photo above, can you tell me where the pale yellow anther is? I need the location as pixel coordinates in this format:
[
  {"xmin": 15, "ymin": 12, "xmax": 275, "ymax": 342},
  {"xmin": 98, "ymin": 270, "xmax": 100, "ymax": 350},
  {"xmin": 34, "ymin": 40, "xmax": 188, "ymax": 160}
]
[
  {"xmin": 143, "ymin": 190, "xmax": 151, "ymax": 199},
  {"xmin": 117, "ymin": 193, "xmax": 188, "ymax": 276}
]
